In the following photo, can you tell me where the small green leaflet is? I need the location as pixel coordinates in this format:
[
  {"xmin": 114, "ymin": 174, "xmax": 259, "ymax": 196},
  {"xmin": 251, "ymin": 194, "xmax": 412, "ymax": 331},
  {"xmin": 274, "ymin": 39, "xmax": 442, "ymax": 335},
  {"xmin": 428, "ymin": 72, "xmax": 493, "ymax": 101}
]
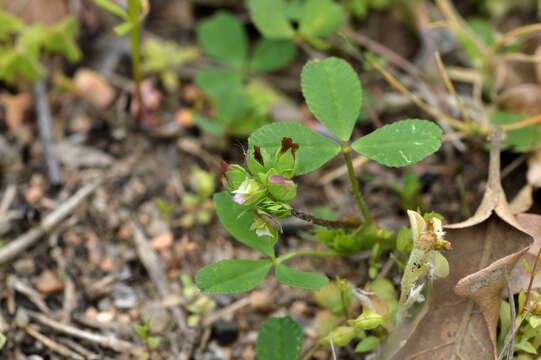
[
  {"xmin": 93, "ymin": 0, "xmax": 128, "ymax": 19},
  {"xmin": 214, "ymin": 193, "xmax": 275, "ymax": 257},
  {"xmin": 114, "ymin": 22, "xmax": 135, "ymax": 36},
  {"xmin": 196, "ymin": 259, "xmax": 272, "ymax": 294},
  {"xmin": 197, "ymin": 11, "xmax": 247, "ymax": 69},
  {"xmin": 192, "ymin": 114, "xmax": 224, "ymax": 136},
  {"xmin": 248, "ymin": 122, "xmax": 341, "ymax": 175},
  {"xmin": 301, "ymin": 57, "xmax": 362, "ymax": 141},
  {"xmin": 194, "ymin": 68, "xmax": 243, "ymax": 97},
  {"xmin": 355, "ymin": 336, "xmax": 379, "ymax": 353},
  {"xmin": 299, "ymin": 0, "xmax": 344, "ymax": 38},
  {"xmin": 275, "ymin": 264, "xmax": 328, "ymax": 290},
  {"xmin": 0, "ymin": 332, "xmax": 5, "ymax": 350},
  {"xmin": 351, "ymin": 119, "xmax": 442, "ymax": 167},
  {"xmin": 256, "ymin": 317, "xmax": 303, "ymax": 360},
  {"xmin": 247, "ymin": 0, "xmax": 294, "ymax": 39},
  {"xmin": 250, "ymin": 39, "xmax": 297, "ymax": 73}
]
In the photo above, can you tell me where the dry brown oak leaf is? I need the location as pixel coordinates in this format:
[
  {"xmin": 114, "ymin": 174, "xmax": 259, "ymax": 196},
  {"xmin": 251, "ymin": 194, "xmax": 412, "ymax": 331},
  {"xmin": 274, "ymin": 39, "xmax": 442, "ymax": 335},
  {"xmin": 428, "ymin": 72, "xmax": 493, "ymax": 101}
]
[{"xmin": 380, "ymin": 127, "xmax": 533, "ymax": 360}]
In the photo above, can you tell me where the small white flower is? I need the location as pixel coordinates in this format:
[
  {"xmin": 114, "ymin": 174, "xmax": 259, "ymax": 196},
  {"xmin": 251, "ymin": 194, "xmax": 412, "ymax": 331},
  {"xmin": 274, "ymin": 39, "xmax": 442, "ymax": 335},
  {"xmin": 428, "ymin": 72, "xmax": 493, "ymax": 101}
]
[
  {"xmin": 250, "ymin": 216, "xmax": 274, "ymax": 238},
  {"xmin": 232, "ymin": 177, "xmax": 263, "ymax": 205}
]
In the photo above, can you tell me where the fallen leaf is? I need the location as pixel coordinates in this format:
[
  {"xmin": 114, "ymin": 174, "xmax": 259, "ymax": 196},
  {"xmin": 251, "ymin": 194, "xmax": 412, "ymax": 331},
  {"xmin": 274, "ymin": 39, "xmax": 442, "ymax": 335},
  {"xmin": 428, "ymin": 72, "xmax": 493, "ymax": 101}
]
[
  {"xmin": 0, "ymin": 92, "xmax": 32, "ymax": 131},
  {"xmin": 380, "ymin": 127, "xmax": 533, "ymax": 360},
  {"xmin": 74, "ymin": 69, "xmax": 115, "ymax": 108},
  {"xmin": 498, "ymin": 84, "xmax": 541, "ymax": 116},
  {"xmin": 151, "ymin": 232, "xmax": 173, "ymax": 250},
  {"xmin": 35, "ymin": 269, "xmax": 64, "ymax": 294},
  {"xmin": 527, "ymin": 150, "xmax": 541, "ymax": 188},
  {"xmin": 510, "ymin": 213, "xmax": 541, "ymax": 294},
  {"xmin": 509, "ymin": 185, "xmax": 533, "ymax": 215}
]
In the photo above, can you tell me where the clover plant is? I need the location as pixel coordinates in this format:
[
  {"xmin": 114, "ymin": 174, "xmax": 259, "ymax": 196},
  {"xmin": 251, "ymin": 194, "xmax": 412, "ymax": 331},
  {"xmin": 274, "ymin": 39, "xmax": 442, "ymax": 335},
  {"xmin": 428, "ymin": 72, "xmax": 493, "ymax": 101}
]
[
  {"xmin": 194, "ymin": 11, "xmax": 297, "ymax": 136},
  {"xmin": 195, "ymin": 56, "xmax": 447, "ymax": 354}
]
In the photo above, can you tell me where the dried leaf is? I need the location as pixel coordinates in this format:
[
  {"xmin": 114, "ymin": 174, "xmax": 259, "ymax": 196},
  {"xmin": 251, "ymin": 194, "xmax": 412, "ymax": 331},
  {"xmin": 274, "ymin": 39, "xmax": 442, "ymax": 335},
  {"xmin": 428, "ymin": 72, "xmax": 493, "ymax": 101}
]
[
  {"xmin": 381, "ymin": 127, "xmax": 533, "ymax": 360},
  {"xmin": 0, "ymin": 92, "xmax": 32, "ymax": 131},
  {"xmin": 509, "ymin": 185, "xmax": 533, "ymax": 215},
  {"xmin": 74, "ymin": 69, "xmax": 115, "ymax": 108},
  {"xmin": 498, "ymin": 84, "xmax": 541, "ymax": 116},
  {"xmin": 510, "ymin": 213, "xmax": 541, "ymax": 294},
  {"xmin": 527, "ymin": 150, "xmax": 541, "ymax": 188}
]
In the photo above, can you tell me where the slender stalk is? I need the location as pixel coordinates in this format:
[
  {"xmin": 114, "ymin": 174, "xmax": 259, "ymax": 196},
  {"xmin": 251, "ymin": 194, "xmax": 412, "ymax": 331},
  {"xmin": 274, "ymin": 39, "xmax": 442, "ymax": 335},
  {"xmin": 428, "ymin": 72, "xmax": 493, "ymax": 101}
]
[
  {"xmin": 290, "ymin": 208, "xmax": 361, "ymax": 229},
  {"xmin": 501, "ymin": 114, "xmax": 541, "ymax": 131},
  {"xmin": 521, "ymin": 245, "xmax": 541, "ymax": 315},
  {"xmin": 276, "ymin": 250, "xmax": 340, "ymax": 264},
  {"xmin": 342, "ymin": 145, "xmax": 372, "ymax": 224},
  {"xmin": 128, "ymin": 0, "xmax": 144, "ymax": 125}
]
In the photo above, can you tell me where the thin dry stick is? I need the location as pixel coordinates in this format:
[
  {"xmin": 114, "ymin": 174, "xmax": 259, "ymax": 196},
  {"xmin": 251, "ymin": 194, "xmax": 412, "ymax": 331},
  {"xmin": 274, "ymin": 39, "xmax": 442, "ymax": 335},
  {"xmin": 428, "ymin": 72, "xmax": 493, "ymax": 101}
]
[
  {"xmin": 290, "ymin": 208, "xmax": 361, "ymax": 229},
  {"xmin": 434, "ymin": 52, "xmax": 472, "ymax": 124},
  {"xmin": 504, "ymin": 268, "xmax": 515, "ymax": 360},
  {"xmin": 25, "ymin": 325, "xmax": 85, "ymax": 360},
  {"xmin": 34, "ymin": 79, "xmax": 62, "ymax": 185},
  {"xmin": 497, "ymin": 53, "xmax": 541, "ymax": 64},
  {"xmin": 367, "ymin": 58, "xmax": 471, "ymax": 133},
  {"xmin": 490, "ymin": 23, "xmax": 541, "ymax": 56},
  {"xmin": 7, "ymin": 275, "xmax": 51, "ymax": 315},
  {"xmin": 202, "ymin": 297, "xmax": 251, "ymax": 327},
  {"xmin": 27, "ymin": 310, "xmax": 137, "ymax": 353},
  {"xmin": 0, "ymin": 178, "xmax": 102, "ymax": 265}
]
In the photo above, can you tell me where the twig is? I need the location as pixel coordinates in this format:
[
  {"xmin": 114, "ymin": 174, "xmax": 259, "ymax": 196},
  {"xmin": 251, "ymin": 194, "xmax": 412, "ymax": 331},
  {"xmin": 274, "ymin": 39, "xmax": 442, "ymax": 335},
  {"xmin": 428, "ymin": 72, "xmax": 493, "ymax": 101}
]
[
  {"xmin": 434, "ymin": 52, "xmax": 472, "ymax": 124},
  {"xmin": 7, "ymin": 275, "xmax": 51, "ymax": 315},
  {"xmin": 131, "ymin": 219, "xmax": 194, "ymax": 360},
  {"xmin": 25, "ymin": 325, "xmax": 85, "ymax": 360},
  {"xmin": 0, "ymin": 178, "xmax": 102, "ymax": 265},
  {"xmin": 202, "ymin": 297, "xmax": 251, "ymax": 327},
  {"xmin": 58, "ymin": 338, "xmax": 99, "ymax": 359},
  {"xmin": 26, "ymin": 310, "xmax": 137, "ymax": 353},
  {"xmin": 33, "ymin": 79, "xmax": 62, "ymax": 185},
  {"xmin": 290, "ymin": 208, "xmax": 361, "ymax": 229}
]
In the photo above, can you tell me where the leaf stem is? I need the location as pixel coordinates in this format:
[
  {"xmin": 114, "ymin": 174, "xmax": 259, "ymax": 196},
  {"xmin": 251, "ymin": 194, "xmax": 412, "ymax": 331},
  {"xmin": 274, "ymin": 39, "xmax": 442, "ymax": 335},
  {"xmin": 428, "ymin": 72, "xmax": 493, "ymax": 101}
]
[
  {"xmin": 290, "ymin": 208, "xmax": 361, "ymax": 228},
  {"xmin": 276, "ymin": 250, "xmax": 340, "ymax": 264},
  {"xmin": 342, "ymin": 144, "xmax": 372, "ymax": 224},
  {"xmin": 521, "ymin": 244, "xmax": 541, "ymax": 315},
  {"xmin": 128, "ymin": 0, "xmax": 144, "ymax": 126}
]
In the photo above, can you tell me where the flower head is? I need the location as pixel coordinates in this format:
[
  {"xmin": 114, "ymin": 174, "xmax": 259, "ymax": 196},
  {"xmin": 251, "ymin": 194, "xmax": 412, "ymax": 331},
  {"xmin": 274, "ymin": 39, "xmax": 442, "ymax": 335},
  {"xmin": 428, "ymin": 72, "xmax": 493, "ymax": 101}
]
[
  {"xmin": 232, "ymin": 177, "xmax": 264, "ymax": 205},
  {"xmin": 267, "ymin": 174, "xmax": 297, "ymax": 201},
  {"xmin": 250, "ymin": 213, "xmax": 279, "ymax": 238}
]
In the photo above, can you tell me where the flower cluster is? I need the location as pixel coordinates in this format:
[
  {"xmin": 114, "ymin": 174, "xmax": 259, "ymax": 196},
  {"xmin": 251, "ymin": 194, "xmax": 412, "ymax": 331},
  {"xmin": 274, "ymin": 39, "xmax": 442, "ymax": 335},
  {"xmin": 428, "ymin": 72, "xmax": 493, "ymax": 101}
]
[{"xmin": 221, "ymin": 137, "xmax": 299, "ymax": 239}]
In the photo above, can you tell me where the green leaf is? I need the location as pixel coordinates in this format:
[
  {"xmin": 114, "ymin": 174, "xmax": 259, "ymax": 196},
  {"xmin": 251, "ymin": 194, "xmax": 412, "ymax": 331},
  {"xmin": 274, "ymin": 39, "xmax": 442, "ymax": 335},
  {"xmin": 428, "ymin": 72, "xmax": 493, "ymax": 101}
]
[
  {"xmin": 194, "ymin": 68, "xmax": 243, "ymax": 97},
  {"xmin": 214, "ymin": 192, "xmax": 275, "ymax": 256},
  {"xmin": 197, "ymin": 12, "xmax": 247, "ymax": 68},
  {"xmin": 514, "ymin": 339, "xmax": 537, "ymax": 354},
  {"xmin": 299, "ymin": 0, "xmax": 344, "ymax": 38},
  {"xmin": 248, "ymin": 122, "xmax": 341, "ymax": 175},
  {"xmin": 256, "ymin": 317, "xmax": 302, "ymax": 360},
  {"xmin": 0, "ymin": 332, "xmax": 5, "ymax": 350},
  {"xmin": 247, "ymin": 0, "xmax": 294, "ymax": 39},
  {"xmin": 355, "ymin": 336, "xmax": 379, "ymax": 352},
  {"xmin": 44, "ymin": 17, "xmax": 82, "ymax": 62},
  {"xmin": 275, "ymin": 264, "xmax": 328, "ymax": 290},
  {"xmin": 250, "ymin": 39, "xmax": 297, "ymax": 73},
  {"xmin": 498, "ymin": 301, "xmax": 510, "ymax": 348},
  {"xmin": 215, "ymin": 88, "xmax": 249, "ymax": 125},
  {"xmin": 114, "ymin": 22, "xmax": 135, "ymax": 36},
  {"xmin": 196, "ymin": 259, "xmax": 272, "ymax": 294},
  {"xmin": 301, "ymin": 57, "xmax": 362, "ymax": 141},
  {"xmin": 491, "ymin": 111, "xmax": 541, "ymax": 152},
  {"xmin": 192, "ymin": 114, "xmax": 225, "ymax": 135},
  {"xmin": 93, "ymin": 0, "xmax": 128, "ymax": 19},
  {"xmin": 351, "ymin": 119, "xmax": 442, "ymax": 167},
  {"xmin": 0, "ymin": 9, "xmax": 24, "ymax": 40}
]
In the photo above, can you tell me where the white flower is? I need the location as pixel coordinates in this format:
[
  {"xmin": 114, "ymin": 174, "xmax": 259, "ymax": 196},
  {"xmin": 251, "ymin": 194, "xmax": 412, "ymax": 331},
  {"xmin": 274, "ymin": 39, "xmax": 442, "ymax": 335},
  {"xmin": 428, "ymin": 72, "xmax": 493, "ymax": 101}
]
[
  {"xmin": 232, "ymin": 177, "xmax": 263, "ymax": 205},
  {"xmin": 250, "ymin": 216, "xmax": 274, "ymax": 238}
]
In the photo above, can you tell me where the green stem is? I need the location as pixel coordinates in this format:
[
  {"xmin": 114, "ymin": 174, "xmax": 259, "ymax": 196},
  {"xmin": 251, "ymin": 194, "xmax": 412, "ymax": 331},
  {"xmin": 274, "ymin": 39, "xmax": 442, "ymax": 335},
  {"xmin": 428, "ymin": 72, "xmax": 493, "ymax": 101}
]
[
  {"xmin": 342, "ymin": 144, "xmax": 372, "ymax": 224},
  {"xmin": 276, "ymin": 250, "xmax": 340, "ymax": 264},
  {"xmin": 128, "ymin": 0, "xmax": 143, "ymax": 124}
]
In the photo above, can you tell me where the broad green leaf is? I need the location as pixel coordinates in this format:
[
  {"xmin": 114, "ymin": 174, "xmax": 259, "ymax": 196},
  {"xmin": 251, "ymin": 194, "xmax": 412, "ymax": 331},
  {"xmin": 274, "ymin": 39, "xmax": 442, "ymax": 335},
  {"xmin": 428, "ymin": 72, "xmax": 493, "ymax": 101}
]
[
  {"xmin": 299, "ymin": 0, "xmax": 344, "ymax": 38},
  {"xmin": 250, "ymin": 39, "xmax": 297, "ymax": 73},
  {"xmin": 275, "ymin": 264, "xmax": 328, "ymax": 290},
  {"xmin": 355, "ymin": 336, "xmax": 379, "ymax": 352},
  {"xmin": 247, "ymin": 0, "xmax": 294, "ymax": 39},
  {"xmin": 0, "ymin": 9, "xmax": 24, "ymax": 40},
  {"xmin": 194, "ymin": 68, "xmax": 243, "ymax": 97},
  {"xmin": 214, "ymin": 193, "xmax": 275, "ymax": 256},
  {"xmin": 196, "ymin": 259, "xmax": 272, "ymax": 294},
  {"xmin": 114, "ymin": 22, "xmax": 135, "ymax": 36},
  {"xmin": 351, "ymin": 119, "xmax": 442, "ymax": 167},
  {"xmin": 192, "ymin": 114, "xmax": 225, "ymax": 136},
  {"xmin": 301, "ymin": 57, "xmax": 362, "ymax": 141},
  {"xmin": 215, "ymin": 88, "xmax": 249, "ymax": 125},
  {"xmin": 197, "ymin": 12, "xmax": 247, "ymax": 68},
  {"xmin": 256, "ymin": 317, "xmax": 302, "ymax": 360},
  {"xmin": 248, "ymin": 122, "xmax": 341, "ymax": 175},
  {"xmin": 497, "ymin": 301, "xmax": 510, "ymax": 348},
  {"xmin": 44, "ymin": 17, "xmax": 82, "ymax": 62},
  {"xmin": 93, "ymin": 0, "xmax": 128, "ymax": 19}
]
